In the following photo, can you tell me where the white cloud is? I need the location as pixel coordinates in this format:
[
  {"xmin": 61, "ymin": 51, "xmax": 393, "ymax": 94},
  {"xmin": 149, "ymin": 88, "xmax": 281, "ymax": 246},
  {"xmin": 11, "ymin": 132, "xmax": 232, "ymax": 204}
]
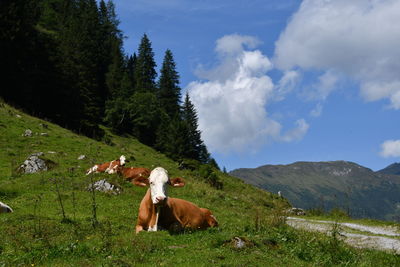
[
  {"xmin": 274, "ymin": 0, "xmax": 400, "ymax": 108},
  {"xmin": 310, "ymin": 103, "xmax": 323, "ymax": 117},
  {"xmin": 215, "ymin": 34, "xmax": 261, "ymax": 55},
  {"xmin": 380, "ymin": 140, "xmax": 400, "ymax": 158},
  {"xmin": 280, "ymin": 119, "xmax": 310, "ymax": 142},
  {"xmin": 275, "ymin": 70, "xmax": 301, "ymax": 101},
  {"xmin": 187, "ymin": 34, "xmax": 309, "ymax": 153},
  {"xmin": 308, "ymin": 71, "xmax": 339, "ymax": 101}
]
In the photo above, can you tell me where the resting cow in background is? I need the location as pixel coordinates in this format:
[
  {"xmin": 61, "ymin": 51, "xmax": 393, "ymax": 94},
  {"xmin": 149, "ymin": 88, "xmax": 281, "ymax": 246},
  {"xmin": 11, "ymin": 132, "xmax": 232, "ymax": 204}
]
[
  {"xmin": 132, "ymin": 167, "xmax": 218, "ymax": 233},
  {"xmin": 86, "ymin": 155, "xmax": 126, "ymax": 175},
  {"xmin": 117, "ymin": 166, "xmax": 151, "ymax": 182},
  {"xmin": 0, "ymin": 201, "xmax": 13, "ymax": 213}
]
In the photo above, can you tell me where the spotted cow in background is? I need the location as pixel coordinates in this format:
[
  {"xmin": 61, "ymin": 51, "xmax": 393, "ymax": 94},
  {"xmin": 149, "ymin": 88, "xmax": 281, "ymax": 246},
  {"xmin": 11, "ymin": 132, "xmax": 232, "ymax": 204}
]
[
  {"xmin": 117, "ymin": 166, "xmax": 151, "ymax": 183},
  {"xmin": 86, "ymin": 155, "xmax": 126, "ymax": 175}
]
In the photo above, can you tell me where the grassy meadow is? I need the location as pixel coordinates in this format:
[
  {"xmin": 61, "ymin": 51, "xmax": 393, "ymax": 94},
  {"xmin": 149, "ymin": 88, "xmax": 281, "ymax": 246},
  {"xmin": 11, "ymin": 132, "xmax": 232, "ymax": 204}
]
[{"xmin": 0, "ymin": 102, "xmax": 399, "ymax": 266}]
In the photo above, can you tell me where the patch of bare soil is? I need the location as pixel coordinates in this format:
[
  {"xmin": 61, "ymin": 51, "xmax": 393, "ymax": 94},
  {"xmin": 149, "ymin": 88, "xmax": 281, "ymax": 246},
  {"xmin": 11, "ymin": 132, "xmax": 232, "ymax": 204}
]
[{"xmin": 287, "ymin": 217, "xmax": 400, "ymax": 254}]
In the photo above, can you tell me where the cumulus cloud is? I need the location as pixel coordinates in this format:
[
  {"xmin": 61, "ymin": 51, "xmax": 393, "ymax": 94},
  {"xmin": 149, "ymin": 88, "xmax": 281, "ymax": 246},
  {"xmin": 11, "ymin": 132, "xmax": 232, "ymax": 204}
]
[
  {"xmin": 380, "ymin": 140, "xmax": 400, "ymax": 158},
  {"xmin": 187, "ymin": 34, "xmax": 309, "ymax": 153},
  {"xmin": 274, "ymin": 0, "xmax": 400, "ymax": 108},
  {"xmin": 215, "ymin": 34, "xmax": 261, "ymax": 55},
  {"xmin": 280, "ymin": 119, "xmax": 309, "ymax": 142}
]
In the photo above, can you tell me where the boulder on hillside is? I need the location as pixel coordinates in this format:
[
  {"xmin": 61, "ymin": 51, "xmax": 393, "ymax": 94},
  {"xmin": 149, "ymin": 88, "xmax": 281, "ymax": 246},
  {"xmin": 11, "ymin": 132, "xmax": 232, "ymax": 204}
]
[
  {"xmin": 224, "ymin": 237, "xmax": 255, "ymax": 249},
  {"xmin": 18, "ymin": 152, "xmax": 56, "ymax": 174},
  {"xmin": 39, "ymin": 123, "xmax": 48, "ymax": 129},
  {"xmin": 22, "ymin": 129, "xmax": 32, "ymax": 137},
  {"xmin": 286, "ymin": 207, "xmax": 306, "ymax": 216},
  {"xmin": 87, "ymin": 179, "xmax": 121, "ymax": 195}
]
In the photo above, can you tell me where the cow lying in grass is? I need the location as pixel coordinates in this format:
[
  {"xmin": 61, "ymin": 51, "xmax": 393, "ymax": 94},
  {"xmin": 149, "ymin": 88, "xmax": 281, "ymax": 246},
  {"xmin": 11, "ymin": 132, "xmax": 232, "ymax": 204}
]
[
  {"xmin": 116, "ymin": 166, "xmax": 151, "ymax": 183},
  {"xmin": 86, "ymin": 155, "xmax": 126, "ymax": 175},
  {"xmin": 0, "ymin": 201, "xmax": 13, "ymax": 213},
  {"xmin": 133, "ymin": 167, "xmax": 218, "ymax": 233}
]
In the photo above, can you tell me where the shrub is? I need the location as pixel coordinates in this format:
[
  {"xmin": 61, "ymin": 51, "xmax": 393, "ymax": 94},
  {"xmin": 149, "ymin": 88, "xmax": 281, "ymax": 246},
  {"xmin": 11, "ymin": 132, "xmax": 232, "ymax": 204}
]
[
  {"xmin": 198, "ymin": 164, "xmax": 223, "ymax": 190},
  {"xmin": 307, "ymin": 207, "xmax": 325, "ymax": 216},
  {"xmin": 329, "ymin": 208, "xmax": 349, "ymax": 219},
  {"xmin": 178, "ymin": 158, "xmax": 200, "ymax": 171}
]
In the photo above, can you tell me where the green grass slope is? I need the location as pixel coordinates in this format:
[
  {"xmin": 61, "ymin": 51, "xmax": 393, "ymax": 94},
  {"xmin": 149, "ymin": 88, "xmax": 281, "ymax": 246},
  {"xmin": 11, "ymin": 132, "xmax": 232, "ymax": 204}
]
[{"xmin": 0, "ymin": 102, "xmax": 399, "ymax": 266}]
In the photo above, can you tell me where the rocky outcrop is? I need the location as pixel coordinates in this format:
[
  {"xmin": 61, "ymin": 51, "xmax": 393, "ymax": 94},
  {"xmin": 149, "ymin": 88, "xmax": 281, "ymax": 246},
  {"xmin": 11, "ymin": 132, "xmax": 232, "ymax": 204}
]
[
  {"xmin": 87, "ymin": 179, "xmax": 121, "ymax": 195},
  {"xmin": 18, "ymin": 152, "xmax": 56, "ymax": 174},
  {"xmin": 286, "ymin": 207, "xmax": 306, "ymax": 216},
  {"xmin": 22, "ymin": 129, "xmax": 32, "ymax": 137},
  {"xmin": 224, "ymin": 237, "xmax": 255, "ymax": 249}
]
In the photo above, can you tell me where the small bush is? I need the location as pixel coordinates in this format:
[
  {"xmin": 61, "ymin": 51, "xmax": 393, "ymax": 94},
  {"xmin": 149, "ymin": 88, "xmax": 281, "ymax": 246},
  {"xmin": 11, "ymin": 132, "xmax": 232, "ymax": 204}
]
[
  {"xmin": 198, "ymin": 164, "xmax": 223, "ymax": 190},
  {"xmin": 307, "ymin": 207, "xmax": 325, "ymax": 216},
  {"xmin": 329, "ymin": 208, "xmax": 349, "ymax": 219},
  {"xmin": 102, "ymin": 134, "xmax": 115, "ymax": 146},
  {"xmin": 178, "ymin": 158, "xmax": 200, "ymax": 171}
]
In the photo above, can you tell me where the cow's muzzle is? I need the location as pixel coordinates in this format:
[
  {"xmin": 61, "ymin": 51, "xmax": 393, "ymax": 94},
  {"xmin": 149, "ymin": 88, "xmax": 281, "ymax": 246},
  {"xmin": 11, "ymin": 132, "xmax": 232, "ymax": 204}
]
[{"xmin": 154, "ymin": 196, "xmax": 167, "ymax": 206}]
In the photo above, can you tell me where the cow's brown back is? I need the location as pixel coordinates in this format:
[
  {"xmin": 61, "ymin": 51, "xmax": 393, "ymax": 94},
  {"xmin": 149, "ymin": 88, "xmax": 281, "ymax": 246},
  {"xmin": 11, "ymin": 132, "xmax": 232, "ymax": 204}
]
[
  {"xmin": 119, "ymin": 167, "xmax": 150, "ymax": 181},
  {"xmin": 158, "ymin": 198, "xmax": 215, "ymax": 230}
]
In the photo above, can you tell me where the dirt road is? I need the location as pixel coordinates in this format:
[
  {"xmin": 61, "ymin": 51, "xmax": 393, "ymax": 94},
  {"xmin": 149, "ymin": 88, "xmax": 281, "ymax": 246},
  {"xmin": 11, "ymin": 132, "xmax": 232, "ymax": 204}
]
[{"xmin": 287, "ymin": 217, "xmax": 400, "ymax": 254}]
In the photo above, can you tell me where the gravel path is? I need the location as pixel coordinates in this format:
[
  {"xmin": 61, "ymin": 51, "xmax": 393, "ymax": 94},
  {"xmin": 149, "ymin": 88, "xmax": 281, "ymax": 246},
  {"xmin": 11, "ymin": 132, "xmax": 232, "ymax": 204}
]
[{"xmin": 287, "ymin": 217, "xmax": 400, "ymax": 254}]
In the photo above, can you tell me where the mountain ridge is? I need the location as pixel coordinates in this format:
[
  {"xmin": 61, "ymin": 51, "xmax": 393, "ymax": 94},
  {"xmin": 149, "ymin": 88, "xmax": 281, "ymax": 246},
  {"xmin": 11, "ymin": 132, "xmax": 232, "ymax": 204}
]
[
  {"xmin": 230, "ymin": 160, "xmax": 400, "ymax": 221},
  {"xmin": 378, "ymin": 162, "xmax": 400, "ymax": 175}
]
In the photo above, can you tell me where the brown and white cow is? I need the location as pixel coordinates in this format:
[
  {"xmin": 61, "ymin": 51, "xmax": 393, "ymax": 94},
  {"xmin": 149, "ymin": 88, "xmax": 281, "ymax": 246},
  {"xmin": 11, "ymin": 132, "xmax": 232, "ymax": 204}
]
[
  {"xmin": 86, "ymin": 155, "xmax": 126, "ymax": 175},
  {"xmin": 133, "ymin": 167, "xmax": 218, "ymax": 233},
  {"xmin": 117, "ymin": 166, "xmax": 151, "ymax": 182},
  {"xmin": 0, "ymin": 201, "xmax": 13, "ymax": 213}
]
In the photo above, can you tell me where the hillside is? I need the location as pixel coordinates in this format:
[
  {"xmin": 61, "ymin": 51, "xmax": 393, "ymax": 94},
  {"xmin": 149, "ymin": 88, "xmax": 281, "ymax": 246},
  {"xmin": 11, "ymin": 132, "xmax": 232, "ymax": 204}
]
[
  {"xmin": 230, "ymin": 161, "xmax": 400, "ymax": 221},
  {"xmin": 378, "ymin": 162, "xmax": 400, "ymax": 175},
  {"xmin": 0, "ymin": 102, "xmax": 399, "ymax": 266}
]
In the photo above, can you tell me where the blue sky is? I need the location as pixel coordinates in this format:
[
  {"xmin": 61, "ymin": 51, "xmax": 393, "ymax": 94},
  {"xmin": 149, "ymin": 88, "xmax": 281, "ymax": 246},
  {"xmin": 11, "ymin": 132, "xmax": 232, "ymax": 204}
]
[{"xmin": 114, "ymin": 0, "xmax": 400, "ymax": 171}]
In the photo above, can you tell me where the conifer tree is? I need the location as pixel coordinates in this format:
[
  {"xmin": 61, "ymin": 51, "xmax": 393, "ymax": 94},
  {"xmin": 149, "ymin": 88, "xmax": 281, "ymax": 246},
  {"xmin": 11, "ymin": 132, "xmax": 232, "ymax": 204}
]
[
  {"xmin": 56, "ymin": 0, "xmax": 103, "ymax": 136},
  {"xmin": 134, "ymin": 34, "xmax": 157, "ymax": 93},
  {"xmin": 1, "ymin": 0, "xmax": 38, "ymax": 107},
  {"xmin": 182, "ymin": 92, "xmax": 210, "ymax": 163},
  {"xmin": 209, "ymin": 158, "xmax": 220, "ymax": 170},
  {"xmin": 99, "ymin": 0, "xmax": 124, "ymax": 99},
  {"xmin": 129, "ymin": 92, "xmax": 161, "ymax": 146},
  {"xmin": 158, "ymin": 49, "xmax": 181, "ymax": 118},
  {"xmin": 104, "ymin": 73, "xmax": 133, "ymax": 133},
  {"xmin": 127, "ymin": 53, "xmax": 137, "ymax": 89}
]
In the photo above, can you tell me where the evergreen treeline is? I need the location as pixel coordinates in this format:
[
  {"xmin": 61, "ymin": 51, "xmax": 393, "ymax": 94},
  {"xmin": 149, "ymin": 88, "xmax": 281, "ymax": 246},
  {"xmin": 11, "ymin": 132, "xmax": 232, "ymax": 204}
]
[{"xmin": 0, "ymin": 0, "xmax": 216, "ymax": 165}]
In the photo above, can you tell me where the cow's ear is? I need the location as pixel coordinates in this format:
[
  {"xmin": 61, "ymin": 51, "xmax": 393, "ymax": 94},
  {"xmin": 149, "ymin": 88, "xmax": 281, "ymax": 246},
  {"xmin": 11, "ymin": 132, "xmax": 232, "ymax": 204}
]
[
  {"xmin": 132, "ymin": 176, "xmax": 149, "ymax": 187},
  {"xmin": 169, "ymin": 177, "xmax": 185, "ymax": 187}
]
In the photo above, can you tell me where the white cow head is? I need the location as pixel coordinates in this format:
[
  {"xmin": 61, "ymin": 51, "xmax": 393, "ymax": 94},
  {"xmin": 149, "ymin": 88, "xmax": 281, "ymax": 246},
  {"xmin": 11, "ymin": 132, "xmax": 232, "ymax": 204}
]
[
  {"xmin": 119, "ymin": 155, "xmax": 126, "ymax": 166},
  {"xmin": 149, "ymin": 167, "xmax": 169, "ymax": 205},
  {"xmin": 106, "ymin": 155, "xmax": 127, "ymax": 174},
  {"xmin": 132, "ymin": 167, "xmax": 185, "ymax": 205}
]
